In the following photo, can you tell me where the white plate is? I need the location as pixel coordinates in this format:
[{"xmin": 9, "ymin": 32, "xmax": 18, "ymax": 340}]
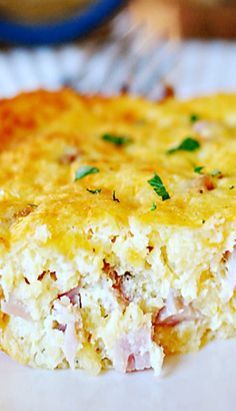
[
  {"xmin": 0, "ymin": 338, "xmax": 236, "ymax": 411},
  {"xmin": 0, "ymin": 42, "xmax": 235, "ymax": 100}
]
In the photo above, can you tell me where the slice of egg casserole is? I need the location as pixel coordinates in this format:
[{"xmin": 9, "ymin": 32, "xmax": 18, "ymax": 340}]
[{"xmin": 0, "ymin": 89, "xmax": 235, "ymax": 375}]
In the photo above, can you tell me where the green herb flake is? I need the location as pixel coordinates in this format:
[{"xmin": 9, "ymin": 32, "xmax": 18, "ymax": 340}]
[
  {"xmin": 86, "ymin": 188, "xmax": 101, "ymax": 194},
  {"xmin": 150, "ymin": 202, "xmax": 157, "ymax": 211},
  {"xmin": 167, "ymin": 137, "xmax": 200, "ymax": 154},
  {"xmin": 148, "ymin": 173, "xmax": 170, "ymax": 201},
  {"xmin": 112, "ymin": 190, "xmax": 120, "ymax": 202},
  {"xmin": 102, "ymin": 133, "xmax": 132, "ymax": 146},
  {"xmin": 194, "ymin": 166, "xmax": 204, "ymax": 174},
  {"xmin": 75, "ymin": 166, "xmax": 99, "ymax": 181},
  {"xmin": 190, "ymin": 113, "xmax": 199, "ymax": 123}
]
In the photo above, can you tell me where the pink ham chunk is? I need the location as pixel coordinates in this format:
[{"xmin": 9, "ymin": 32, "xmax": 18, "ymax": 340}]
[
  {"xmin": 58, "ymin": 286, "xmax": 81, "ymax": 307},
  {"xmin": 1, "ymin": 296, "xmax": 31, "ymax": 321},
  {"xmin": 53, "ymin": 286, "xmax": 82, "ymax": 368},
  {"xmin": 113, "ymin": 328, "xmax": 152, "ymax": 373},
  {"xmin": 126, "ymin": 352, "xmax": 151, "ymax": 373},
  {"xmin": 154, "ymin": 292, "xmax": 198, "ymax": 327},
  {"xmin": 63, "ymin": 322, "xmax": 78, "ymax": 369}
]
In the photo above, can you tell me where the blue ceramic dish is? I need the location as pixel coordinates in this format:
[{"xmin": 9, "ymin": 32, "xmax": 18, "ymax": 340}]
[{"xmin": 0, "ymin": 0, "xmax": 124, "ymax": 45}]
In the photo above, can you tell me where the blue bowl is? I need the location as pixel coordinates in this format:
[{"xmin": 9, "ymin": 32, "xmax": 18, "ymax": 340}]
[{"xmin": 0, "ymin": 0, "xmax": 124, "ymax": 45}]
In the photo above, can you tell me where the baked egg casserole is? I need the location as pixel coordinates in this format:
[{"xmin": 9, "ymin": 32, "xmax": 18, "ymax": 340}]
[{"xmin": 0, "ymin": 90, "xmax": 235, "ymax": 375}]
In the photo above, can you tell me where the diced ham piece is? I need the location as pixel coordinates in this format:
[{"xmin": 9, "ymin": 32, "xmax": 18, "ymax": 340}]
[
  {"xmin": 126, "ymin": 352, "xmax": 151, "ymax": 373},
  {"xmin": 1, "ymin": 296, "xmax": 31, "ymax": 321},
  {"xmin": 126, "ymin": 354, "xmax": 136, "ymax": 372},
  {"xmin": 58, "ymin": 286, "xmax": 81, "ymax": 307},
  {"xmin": 63, "ymin": 322, "xmax": 78, "ymax": 369},
  {"xmin": 113, "ymin": 328, "xmax": 152, "ymax": 373},
  {"xmin": 154, "ymin": 291, "xmax": 198, "ymax": 327},
  {"xmin": 103, "ymin": 260, "xmax": 130, "ymax": 304},
  {"xmin": 53, "ymin": 289, "xmax": 82, "ymax": 368},
  {"xmin": 156, "ymin": 307, "xmax": 196, "ymax": 327},
  {"xmin": 55, "ymin": 322, "xmax": 67, "ymax": 332}
]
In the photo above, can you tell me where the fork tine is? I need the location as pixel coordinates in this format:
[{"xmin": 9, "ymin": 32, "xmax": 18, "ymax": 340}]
[
  {"xmin": 137, "ymin": 39, "xmax": 181, "ymax": 98},
  {"xmin": 78, "ymin": 42, "xmax": 124, "ymax": 94}
]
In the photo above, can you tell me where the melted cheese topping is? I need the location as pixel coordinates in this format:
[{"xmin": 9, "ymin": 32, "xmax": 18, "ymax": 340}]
[{"xmin": 0, "ymin": 90, "xmax": 235, "ymax": 243}]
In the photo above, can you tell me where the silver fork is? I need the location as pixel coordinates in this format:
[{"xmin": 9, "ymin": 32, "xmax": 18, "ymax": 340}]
[{"xmin": 62, "ymin": 9, "xmax": 181, "ymax": 100}]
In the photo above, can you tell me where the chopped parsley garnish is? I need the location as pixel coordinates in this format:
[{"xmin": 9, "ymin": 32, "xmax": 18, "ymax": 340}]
[
  {"xmin": 112, "ymin": 190, "xmax": 120, "ymax": 202},
  {"xmin": 75, "ymin": 166, "xmax": 99, "ymax": 181},
  {"xmin": 167, "ymin": 137, "xmax": 200, "ymax": 154},
  {"xmin": 150, "ymin": 202, "xmax": 157, "ymax": 211},
  {"xmin": 190, "ymin": 113, "xmax": 199, "ymax": 123},
  {"xmin": 102, "ymin": 133, "xmax": 132, "ymax": 146},
  {"xmin": 148, "ymin": 173, "xmax": 170, "ymax": 201},
  {"xmin": 194, "ymin": 166, "xmax": 204, "ymax": 174},
  {"xmin": 86, "ymin": 188, "xmax": 101, "ymax": 194}
]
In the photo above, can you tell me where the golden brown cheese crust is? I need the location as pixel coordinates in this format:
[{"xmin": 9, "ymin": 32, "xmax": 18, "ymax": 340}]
[
  {"xmin": 0, "ymin": 90, "xmax": 234, "ymax": 239},
  {"xmin": 0, "ymin": 89, "xmax": 74, "ymax": 149}
]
